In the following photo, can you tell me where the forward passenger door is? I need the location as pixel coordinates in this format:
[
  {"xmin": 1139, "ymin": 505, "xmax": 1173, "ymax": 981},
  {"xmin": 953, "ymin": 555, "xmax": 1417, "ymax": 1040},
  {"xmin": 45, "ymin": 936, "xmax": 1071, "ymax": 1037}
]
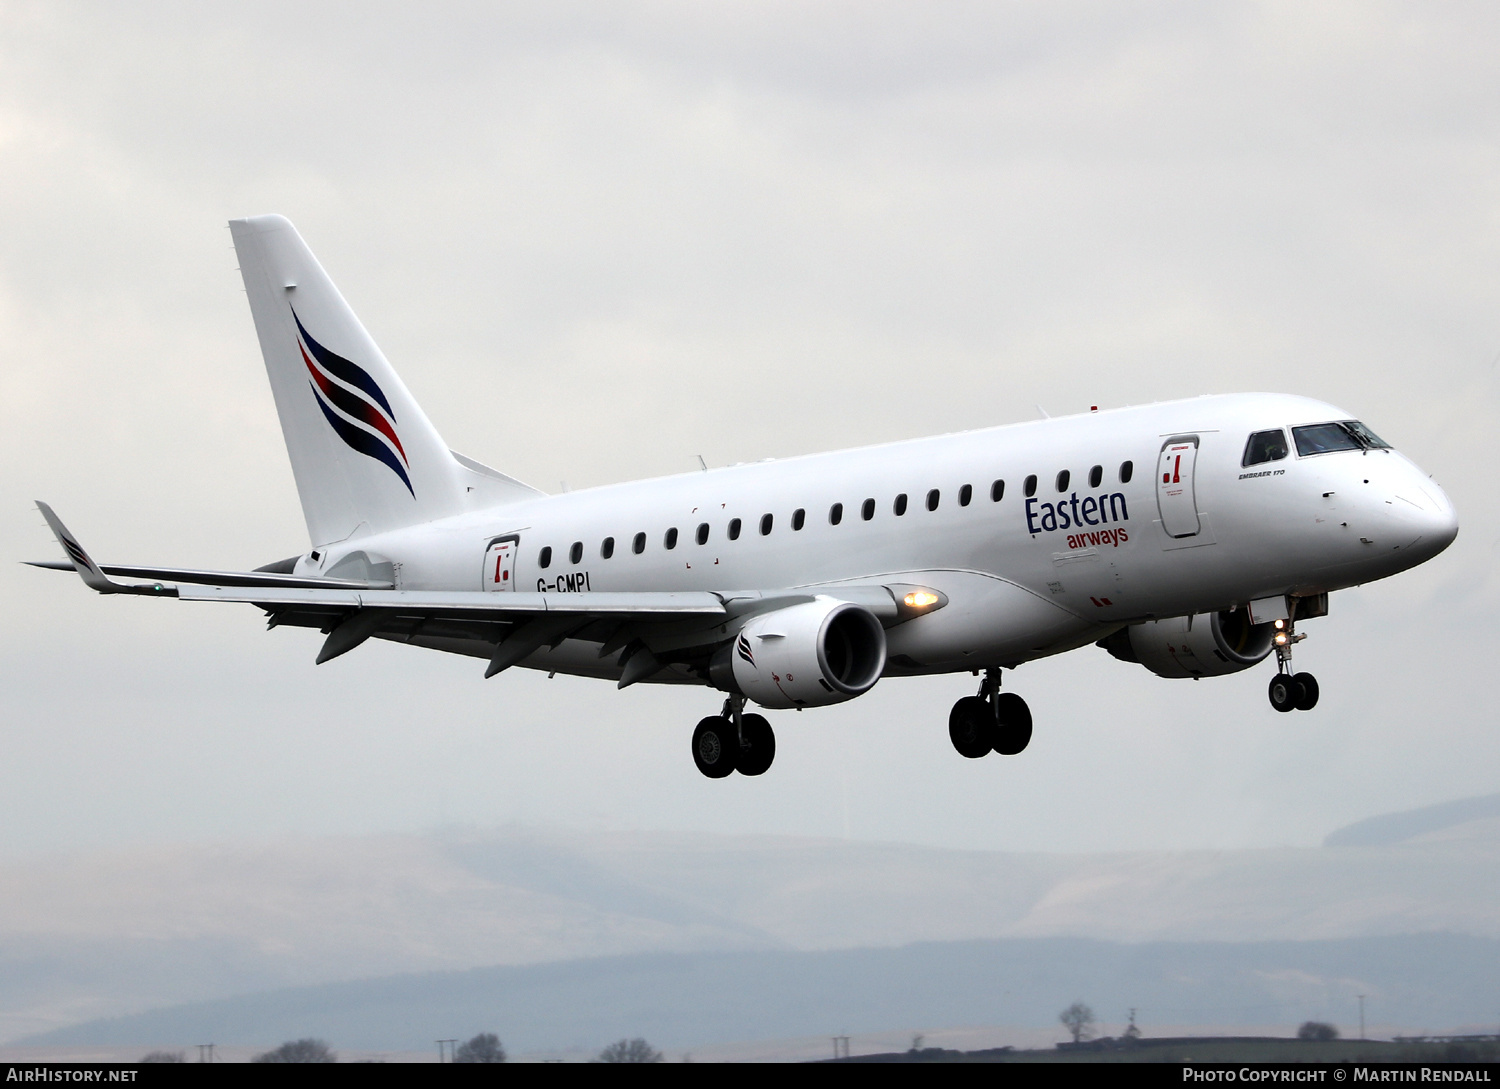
[{"xmin": 1156, "ymin": 437, "xmax": 1201, "ymax": 538}]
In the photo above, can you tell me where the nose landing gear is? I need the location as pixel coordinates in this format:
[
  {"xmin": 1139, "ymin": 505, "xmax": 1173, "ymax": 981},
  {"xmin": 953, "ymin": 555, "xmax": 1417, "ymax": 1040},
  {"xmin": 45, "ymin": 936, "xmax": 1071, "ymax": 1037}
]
[
  {"xmin": 691, "ymin": 696, "xmax": 777, "ymax": 779},
  {"xmin": 949, "ymin": 669, "xmax": 1032, "ymax": 758},
  {"xmin": 1267, "ymin": 618, "xmax": 1319, "ymax": 713}
]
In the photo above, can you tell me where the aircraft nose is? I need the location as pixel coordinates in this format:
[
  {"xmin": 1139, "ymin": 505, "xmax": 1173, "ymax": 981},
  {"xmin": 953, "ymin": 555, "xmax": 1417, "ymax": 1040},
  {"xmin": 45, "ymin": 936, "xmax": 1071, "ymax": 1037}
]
[
  {"xmin": 1388, "ymin": 468, "xmax": 1458, "ymax": 560},
  {"xmin": 1421, "ymin": 480, "xmax": 1460, "ymax": 551}
]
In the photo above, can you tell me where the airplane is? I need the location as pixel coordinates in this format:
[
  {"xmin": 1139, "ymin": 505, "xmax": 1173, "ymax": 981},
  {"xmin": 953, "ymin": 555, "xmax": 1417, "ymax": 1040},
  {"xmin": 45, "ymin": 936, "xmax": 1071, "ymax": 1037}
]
[{"xmin": 30, "ymin": 215, "xmax": 1460, "ymax": 778}]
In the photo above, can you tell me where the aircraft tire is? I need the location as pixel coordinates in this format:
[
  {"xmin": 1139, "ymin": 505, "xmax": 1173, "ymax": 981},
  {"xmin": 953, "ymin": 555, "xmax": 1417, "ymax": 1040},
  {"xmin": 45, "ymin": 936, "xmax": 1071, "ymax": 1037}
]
[
  {"xmin": 948, "ymin": 696, "xmax": 994, "ymax": 759},
  {"xmin": 1267, "ymin": 673, "xmax": 1298, "ymax": 713},
  {"xmin": 736, "ymin": 713, "xmax": 776, "ymax": 776},
  {"xmin": 1291, "ymin": 672, "xmax": 1320, "ymax": 711},
  {"xmin": 992, "ymin": 692, "xmax": 1033, "ymax": 755},
  {"xmin": 692, "ymin": 716, "xmax": 739, "ymax": 778}
]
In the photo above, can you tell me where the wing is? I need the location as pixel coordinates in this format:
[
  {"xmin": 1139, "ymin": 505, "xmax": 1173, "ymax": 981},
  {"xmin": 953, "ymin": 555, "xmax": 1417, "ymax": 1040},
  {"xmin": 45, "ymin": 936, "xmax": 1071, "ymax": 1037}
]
[
  {"xmin": 30, "ymin": 503, "xmax": 932, "ymax": 687},
  {"xmin": 29, "ymin": 502, "xmax": 385, "ymax": 591},
  {"xmin": 178, "ymin": 583, "xmax": 734, "ymax": 679},
  {"xmin": 24, "ymin": 560, "xmax": 384, "ymax": 591}
]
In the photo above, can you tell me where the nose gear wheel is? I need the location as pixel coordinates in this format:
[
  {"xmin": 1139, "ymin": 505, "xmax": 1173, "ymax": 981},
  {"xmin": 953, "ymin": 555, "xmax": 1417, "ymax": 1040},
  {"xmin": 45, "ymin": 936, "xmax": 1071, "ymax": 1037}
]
[{"xmin": 1267, "ymin": 615, "xmax": 1320, "ymax": 713}]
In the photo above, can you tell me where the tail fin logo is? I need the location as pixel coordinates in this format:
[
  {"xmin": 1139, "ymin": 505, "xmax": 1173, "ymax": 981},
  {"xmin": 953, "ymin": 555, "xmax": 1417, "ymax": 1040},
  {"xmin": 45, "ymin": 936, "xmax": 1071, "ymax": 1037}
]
[{"xmin": 293, "ymin": 308, "xmax": 414, "ymax": 497}]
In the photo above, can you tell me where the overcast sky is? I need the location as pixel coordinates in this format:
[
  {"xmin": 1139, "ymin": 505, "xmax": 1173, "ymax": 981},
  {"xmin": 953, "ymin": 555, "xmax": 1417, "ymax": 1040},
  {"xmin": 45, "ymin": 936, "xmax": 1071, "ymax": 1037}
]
[{"xmin": 3, "ymin": 1, "xmax": 1498, "ymax": 860}]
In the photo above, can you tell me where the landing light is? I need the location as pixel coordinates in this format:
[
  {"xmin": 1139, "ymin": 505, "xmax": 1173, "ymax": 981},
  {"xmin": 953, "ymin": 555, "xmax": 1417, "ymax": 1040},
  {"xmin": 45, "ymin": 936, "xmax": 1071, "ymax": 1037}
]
[{"xmin": 904, "ymin": 591, "xmax": 941, "ymax": 609}]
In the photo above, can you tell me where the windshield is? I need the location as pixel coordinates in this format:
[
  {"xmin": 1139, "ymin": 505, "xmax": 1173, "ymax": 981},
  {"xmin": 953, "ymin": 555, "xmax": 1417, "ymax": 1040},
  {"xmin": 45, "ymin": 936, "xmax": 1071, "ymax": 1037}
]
[
  {"xmin": 1342, "ymin": 420, "xmax": 1391, "ymax": 449},
  {"xmin": 1292, "ymin": 420, "xmax": 1391, "ymax": 457}
]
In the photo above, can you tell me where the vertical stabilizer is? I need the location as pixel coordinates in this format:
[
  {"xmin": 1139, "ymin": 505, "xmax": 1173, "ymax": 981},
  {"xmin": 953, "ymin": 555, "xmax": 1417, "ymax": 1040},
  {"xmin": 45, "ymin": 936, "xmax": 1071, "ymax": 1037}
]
[{"xmin": 230, "ymin": 215, "xmax": 538, "ymax": 547}]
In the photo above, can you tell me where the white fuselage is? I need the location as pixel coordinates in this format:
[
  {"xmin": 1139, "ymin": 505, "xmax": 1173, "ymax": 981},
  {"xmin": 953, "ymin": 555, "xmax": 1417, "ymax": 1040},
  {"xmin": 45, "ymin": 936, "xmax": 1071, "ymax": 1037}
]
[{"xmin": 294, "ymin": 393, "xmax": 1457, "ymax": 684}]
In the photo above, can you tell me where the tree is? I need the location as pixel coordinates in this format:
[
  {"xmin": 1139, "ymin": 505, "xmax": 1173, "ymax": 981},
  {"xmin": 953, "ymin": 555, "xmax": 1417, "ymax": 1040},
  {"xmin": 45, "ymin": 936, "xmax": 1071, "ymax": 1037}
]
[
  {"xmin": 455, "ymin": 1033, "xmax": 507, "ymax": 1063},
  {"xmin": 138, "ymin": 1051, "xmax": 184, "ymax": 1063},
  {"xmin": 1059, "ymin": 1001, "xmax": 1096, "ymax": 1044},
  {"xmin": 1298, "ymin": 1021, "xmax": 1339, "ymax": 1041},
  {"xmin": 252, "ymin": 1038, "xmax": 337, "ymax": 1063},
  {"xmin": 596, "ymin": 1038, "xmax": 663, "ymax": 1063}
]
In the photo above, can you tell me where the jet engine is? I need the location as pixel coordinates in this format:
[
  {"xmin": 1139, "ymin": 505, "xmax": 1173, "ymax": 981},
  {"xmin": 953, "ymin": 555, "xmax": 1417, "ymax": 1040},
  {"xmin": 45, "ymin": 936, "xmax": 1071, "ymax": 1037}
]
[
  {"xmin": 712, "ymin": 598, "xmax": 887, "ymax": 709},
  {"xmin": 1099, "ymin": 608, "xmax": 1274, "ymax": 679}
]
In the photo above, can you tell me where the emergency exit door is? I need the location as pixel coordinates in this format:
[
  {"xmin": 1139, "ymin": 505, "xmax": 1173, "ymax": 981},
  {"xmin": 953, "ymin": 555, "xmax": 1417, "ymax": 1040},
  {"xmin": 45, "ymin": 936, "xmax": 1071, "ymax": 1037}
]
[
  {"xmin": 483, "ymin": 536, "xmax": 518, "ymax": 591},
  {"xmin": 1156, "ymin": 437, "xmax": 1201, "ymax": 538}
]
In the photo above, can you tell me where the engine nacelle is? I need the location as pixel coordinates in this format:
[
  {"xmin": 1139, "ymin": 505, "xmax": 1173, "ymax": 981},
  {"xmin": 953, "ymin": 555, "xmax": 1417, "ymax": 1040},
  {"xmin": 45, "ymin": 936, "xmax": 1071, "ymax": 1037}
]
[
  {"xmin": 1100, "ymin": 608, "xmax": 1274, "ymax": 679},
  {"xmin": 715, "ymin": 598, "xmax": 887, "ymax": 709}
]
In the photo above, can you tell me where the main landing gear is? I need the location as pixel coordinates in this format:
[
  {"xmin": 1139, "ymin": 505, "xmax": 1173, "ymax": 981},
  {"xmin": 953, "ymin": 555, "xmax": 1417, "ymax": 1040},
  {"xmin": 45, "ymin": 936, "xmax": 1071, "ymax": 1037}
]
[
  {"xmin": 691, "ymin": 696, "xmax": 776, "ymax": 779},
  {"xmin": 949, "ymin": 668, "xmax": 1032, "ymax": 759},
  {"xmin": 1266, "ymin": 617, "xmax": 1320, "ymax": 713}
]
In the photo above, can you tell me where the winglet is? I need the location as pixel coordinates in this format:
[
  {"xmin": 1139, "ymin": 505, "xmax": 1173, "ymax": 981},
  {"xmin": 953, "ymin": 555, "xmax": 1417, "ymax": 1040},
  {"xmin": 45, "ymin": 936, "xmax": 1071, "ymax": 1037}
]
[{"xmin": 34, "ymin": 502, "xmax": 173, "ymax": 596}]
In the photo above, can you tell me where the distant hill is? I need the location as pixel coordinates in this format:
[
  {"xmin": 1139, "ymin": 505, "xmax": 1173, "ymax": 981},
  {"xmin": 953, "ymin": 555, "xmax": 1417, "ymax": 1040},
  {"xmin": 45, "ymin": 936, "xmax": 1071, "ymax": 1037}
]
[
  {"xmin": 1324, "ymin": 794, "xmax": 1500, "ymax": 847},
  {"xmin": 1, "ymin": 805, "xmax": 1496, "ymax": 1045},
  {"xmin": 18, "ymin": 933, "xmax": 1499, "ymax": 1053}
]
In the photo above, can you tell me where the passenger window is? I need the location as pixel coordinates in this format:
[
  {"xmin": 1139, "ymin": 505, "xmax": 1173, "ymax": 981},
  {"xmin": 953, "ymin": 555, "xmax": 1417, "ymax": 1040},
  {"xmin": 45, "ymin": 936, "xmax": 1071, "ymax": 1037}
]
[
  {"xmin": 601, "ymin": 536, "xmax": 615, "ymax": 559},
  {"xmin": 632, "ymin": 532, "xmax": 646, "ymax": 554},
  {"xmin": 538, "ymin": 546, "xmax": 552, "ymax": 569},
  {"xmin": 959, "ymin": 484, "xmax": 972, "ymax": 507},
  {"xmin": 1243, "ymin": 429, "xmax": 1290, "ymax": 466},
  {"xmin": 664, "ymin": 527, "xmax": 678, "ymax": 550},
  {"xmin": 696, "ymin": 522, "xmax": 710, "ymax": 545},
  {"xmin": 792, "ymin": 508, "xmax": 806, "ymax": 531},
  {"xmin": 990, "ymin": 479, "xmax": 1005, "ymax": 502},
  {"xmin": 728, "ymin": 518, "xmax": 742, "ymax": 541},
  {"xmin": 1024, "ymin": 475, "xmax": 1037, "ymax": 497},
  {"xmin": 1056, "ymin": 470, "xmax": 1070, "ymax": 492},
  {"xmin": 894, "ymin": 493, "xmax": 908, "ymax": 516},
  {"xmin": 1292, "ymin": 423, "xmax": 1361, "ymax": 457},
  {"xmin": 759, "ymin": 513, "xmax": 773, "ymax": 536},
  {"xmin": 1119, "ymin": 461, "xmax": 1133, "ymax": 484},
  {"xmin": 569, "ymin": 541, "xmax": 583, "ymax": 565},
  {"xmin": 1088, "ymin": 465, "xmax": 1102, "ymax": 488},
  {"xmin": 926, "ymin": 489, "xmax": 940, "ymax": 511},
  {"xmin": 861, "ymin": 498, "xmax": 875, "ymax": 521},
  {"xmin": 829, "ymin": 503, "xmax": 843, "ymax": 525}
]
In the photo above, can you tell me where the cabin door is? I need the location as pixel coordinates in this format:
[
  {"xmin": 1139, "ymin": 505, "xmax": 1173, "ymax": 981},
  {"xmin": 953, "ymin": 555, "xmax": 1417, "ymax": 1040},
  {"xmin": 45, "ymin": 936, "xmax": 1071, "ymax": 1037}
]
[
  {"xmin": 1156, "ymin": 437, "xmax": 1201, "ymax": 538},
  {"xmin": 482, "ymin": 536, "xmax": 518, "ymax": 591}
]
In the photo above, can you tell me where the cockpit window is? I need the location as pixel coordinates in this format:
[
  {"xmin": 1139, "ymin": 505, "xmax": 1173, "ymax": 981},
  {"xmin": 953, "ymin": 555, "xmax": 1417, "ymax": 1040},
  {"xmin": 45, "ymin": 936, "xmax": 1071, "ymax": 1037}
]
[
  {"xmin": 1343, "ymin": 420, "xmax": 1391, "ymax": 449},
  {"xmin": 1293, "ymin": 423, "xmax": 1361, "ymax": 456},
  {"xmin": 1242, "ymin": 429, "xmax": 1289, "ymax": 467},
  {"xmin": 1292, "ymin": 420, "xmax": 1388, "ymax": 457}
]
